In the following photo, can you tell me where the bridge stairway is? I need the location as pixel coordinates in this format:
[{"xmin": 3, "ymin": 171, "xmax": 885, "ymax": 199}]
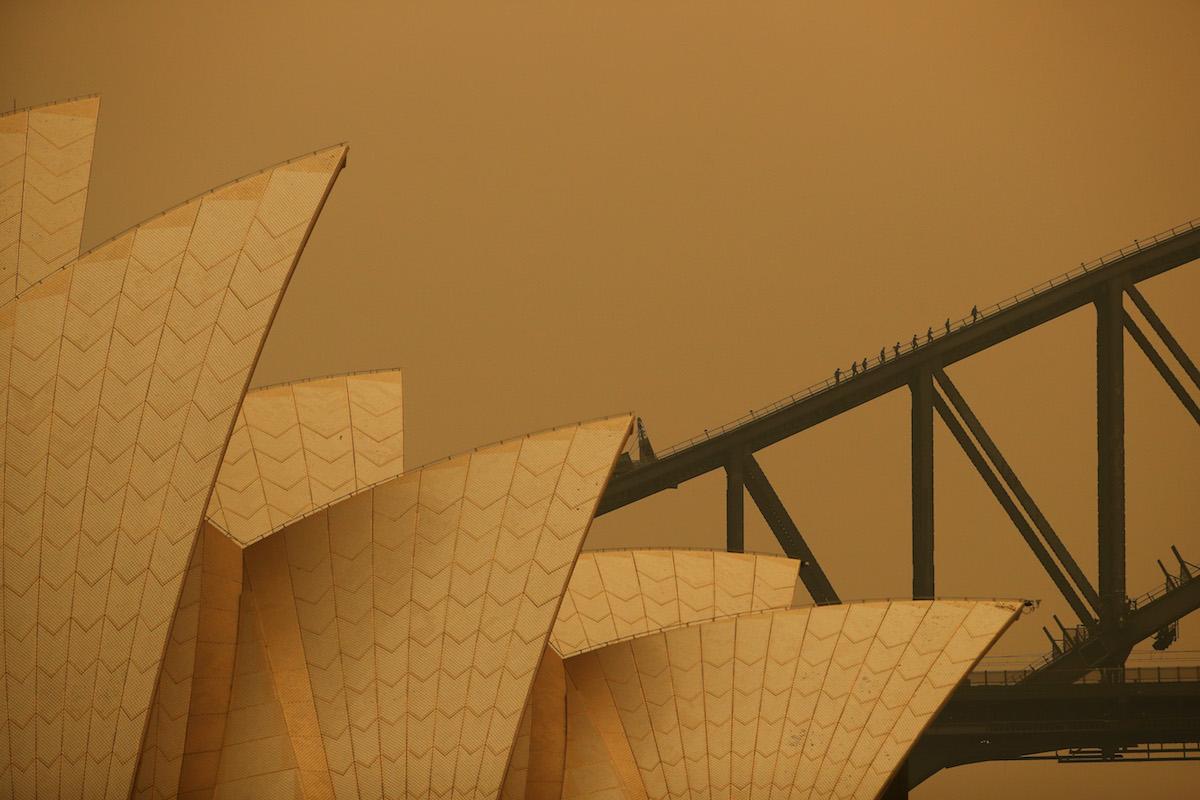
[{"xmin": 1020, "ymin": 548, "xmax": 1200, "ymax": 684}]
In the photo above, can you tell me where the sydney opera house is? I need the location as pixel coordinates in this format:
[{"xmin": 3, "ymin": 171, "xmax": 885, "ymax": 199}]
[{"xmin": 0, "ymin": 96, "xmax": 1024, "ymax": 798}]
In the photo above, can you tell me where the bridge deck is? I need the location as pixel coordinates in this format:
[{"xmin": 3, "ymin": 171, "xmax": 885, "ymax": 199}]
[
  {"xmin": 911, "ymin": 670, "xmax": 1200, "ymax": 785},
  {"xmin": 968, "ymin": 664, "xmax": 1200, "ymax": 687}
]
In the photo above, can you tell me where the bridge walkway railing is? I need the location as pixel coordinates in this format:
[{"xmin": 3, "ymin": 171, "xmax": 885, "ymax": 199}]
[
  {"xmin": 1012, "ymin": 551, "xmax": 1200, "ymax": 680},
  {"xmin": 649, "ymin": 215, "xmax": 1200, "ymax": 462},
  {"xmin": 966, "ymin": 664, "xmax": 1200, "ymax": 687}
]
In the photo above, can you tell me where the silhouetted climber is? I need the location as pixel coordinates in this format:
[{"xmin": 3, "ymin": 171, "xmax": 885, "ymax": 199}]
[
  {"xmin": 893, "ymin": 341, "xmax": 901, "ymax": 358},
  {"xmin": 911, "ymin": 334, "xmax": 918, "ymax": 350},
  {"xmin": 971, "ymin": 304, "xmax": 979, "ymax": 323},
  {"xmin": 926, "ymin": 326, "xmax": 933, "ymax": 343},
  {"xmin": 880, "ymin": 347, "xmax": 886, "ymax": 363},
  {"xmin": 851, "ymin": 361, "xmax": 858, "ymax": 376},
  {"xmin": 945, "ymin": 318, "xmax": 951, "ymax": 335},
  {"xmin": 862, "ymin": 357, "xmax": 869, "ymax": 371},
  {"xmin": 834, "ymin": 367, "xmax": 841, "ymax": 384}
]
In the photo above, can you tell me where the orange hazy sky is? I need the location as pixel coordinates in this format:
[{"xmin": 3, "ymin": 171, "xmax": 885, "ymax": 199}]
[{"xmin": 3, "ymin": 2, "xmax": 1199, "ymax": 796}]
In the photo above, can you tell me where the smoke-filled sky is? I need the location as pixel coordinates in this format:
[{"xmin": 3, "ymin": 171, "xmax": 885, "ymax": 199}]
[{"xmin": 4, "ymin": 2, "xmax": 1199, "ymax": 795}]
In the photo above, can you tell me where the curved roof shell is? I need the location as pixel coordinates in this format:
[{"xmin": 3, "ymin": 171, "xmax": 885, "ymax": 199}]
[
  {"xmin": 192, "ymin": 414, "xmax": 633, "ymax": 799},
  {"xmin": 133, "ymin": 523, "xmax": 243, "ymax": 799},
  {"xmin": 0, "ymin": 97, "xmax": 1029, "ymax": 800},
  {"xmin": 512, "ymin": 599, "xmax": 1022, "ymax": 800},
  {"xmin": 0, "ymin": 97, "xmax": 99, "ymax": 301},
  {"xmin": 499, "ymin": 599, "xmax": 1022, "ymax": 800},
  {"xmin": 206, "ymin": 368, "xmax": 405, "ymax": 547},
  {"xmin": 551, "ymin": 548, "xmax": 801, "ymax": 659},
  {"xmin": 0, "ymin": 137, "xmax": 347, "ymax": 798}
]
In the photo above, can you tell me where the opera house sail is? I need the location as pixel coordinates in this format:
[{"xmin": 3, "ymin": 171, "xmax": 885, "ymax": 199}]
[
  {"xmin": 206, "ymin": 368, "xmax": 406, "ymax": 548},
  {"xmin": 504, "ymin": 551, "xmax": 1023, "ymax": 800},
  {"xmin": 1, "ymin": 96, "xmax": 98, "ymax": 300},
  {"xmin": 0, "ymin": 97, "xmax": 1026, "ymax": 800},
  {"xmin": 0, "ymin": 97, "xmax": 347, "ymax": 797}
]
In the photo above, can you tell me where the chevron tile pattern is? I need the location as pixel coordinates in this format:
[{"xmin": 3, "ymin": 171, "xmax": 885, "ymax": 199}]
[
  {"xmin": 561, "ymin": 649, "xmax": 646, "ymax": 800},
  {"xmin": 562, "ymin": 599, "xmax": 1022, "ymax": 800},
  {"xmin": 0, "ymin": 97, "xmax": 1026, "ymax": 800},
  {"xmin": 0, "ymin": 97, "xmax": 99, "ymax": 302},
  {"xmin": 0, "ymin": 142, "xmax": 347, "ymax": 799},
  {"xmin": 507, "ymin": 647, "xmax": 647, "ymax": 800},
  {"xmin": 526, "ymin": 651, "xmax": 568, "ymax": 800},
  {"xmin": 560, "ymin": 668, "xmax": 638, "ymax": 800},
  {"xmin": 133, "ymin": 524, "xmax": 244, "ymax": 800},
  {"xmin": 550, "ymin": 550, "xmax": 800, "ymax": 659},
  {"xmin": 207, "ymin": 369, "xmax": 404, "ymax": 548},
  {"xmin": 213, "ymin": 414, "xmax": 633, "ymax": 800},
  {"xmin": 525, "ymin": 652, "xmax": 571, "ymax": 800},
  {"xmin": 499, "ymin": 701, "xmax": 533, "ymax": 800},
  {"xmin": 211, "ymin": 561, "xmax": 309, "ymax": 800},
  {"xmin": 240, "ymin": 530, "xmax": 340, "ymax": 800},
  {"xmin": 499, "ymin": 650, "xmax": 567, "ymax": 800}
]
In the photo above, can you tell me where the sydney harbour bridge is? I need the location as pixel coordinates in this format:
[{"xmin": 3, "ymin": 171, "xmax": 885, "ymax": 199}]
[
  {"xmin": 0, "ymin": 94, "xmax": 1194, "ymax": 798},
  {"xmin": 600, "ymin": 219, "xmax": 1200, "ymax": 793}
]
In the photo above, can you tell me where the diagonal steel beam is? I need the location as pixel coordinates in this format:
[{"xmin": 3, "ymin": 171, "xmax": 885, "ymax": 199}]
[
  {"xmin": 933, "ymin": 390, "xmax": 1097, "ymax": 627},
  {"xmin": 1123, "ymin": 312, "xmax": 1200, "ymax": 426},
  {"xmin": 934, "ymin": 370, "xmax": 1101, "ymax": 615},
  {"xmin": 742, "ymin": 453, "xmax": 840, "ymax": 604},
  {"xmin": 1126, "ymin": 284, "xmax": 1200, "ymax": 391}
]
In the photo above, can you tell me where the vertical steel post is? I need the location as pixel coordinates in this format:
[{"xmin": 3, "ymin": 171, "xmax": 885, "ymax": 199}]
[
  {"xmin": 1097, "ymin": 281, "xmax": 1126, "ymax": 629},
  {"xmin": 726, "ymin": 451, "xmax": 745, "ymax": 553},
  {"xmin": 911, "ymin": 369, "xmax": 935, "ymax": 599}
]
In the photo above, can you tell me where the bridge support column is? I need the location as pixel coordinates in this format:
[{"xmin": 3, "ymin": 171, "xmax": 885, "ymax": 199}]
[
  {"xmin": 726, "ymin": 450, "xmax": 744, "ymax": 553},
  {"xmin": 1097, "ymin": 281, "xmax": 1126, "ymax": 630},
  {"xmin": 911, "ymin": 368, "xmax": 934, "ymax": 599}
]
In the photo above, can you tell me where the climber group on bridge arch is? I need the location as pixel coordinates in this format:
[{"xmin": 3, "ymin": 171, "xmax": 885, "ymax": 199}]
[{"xmin": 833, "ymin": 304, "xmax": 981, "ymax": 384}]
